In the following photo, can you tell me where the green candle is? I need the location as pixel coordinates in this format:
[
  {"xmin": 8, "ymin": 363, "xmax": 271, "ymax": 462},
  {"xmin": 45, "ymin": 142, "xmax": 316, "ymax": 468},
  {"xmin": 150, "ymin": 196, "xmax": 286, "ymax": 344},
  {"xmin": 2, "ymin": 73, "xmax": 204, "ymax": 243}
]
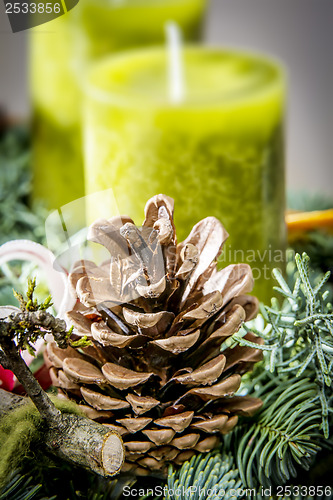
[
  {"xmin": 30, "ymin": 0, "xmax": 206, "ymax": 209},
  {"xmin": 84, "ymin": 47, "xmax": 286, "ymax": 301}
]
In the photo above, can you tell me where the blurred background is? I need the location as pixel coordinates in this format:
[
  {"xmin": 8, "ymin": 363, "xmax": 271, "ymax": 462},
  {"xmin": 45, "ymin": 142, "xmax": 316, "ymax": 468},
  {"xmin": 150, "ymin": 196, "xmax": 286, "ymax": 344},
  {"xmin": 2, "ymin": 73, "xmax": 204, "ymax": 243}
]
[{"xmin": 0, "ymin": 0, "xmax": 332, "ymax": 195}]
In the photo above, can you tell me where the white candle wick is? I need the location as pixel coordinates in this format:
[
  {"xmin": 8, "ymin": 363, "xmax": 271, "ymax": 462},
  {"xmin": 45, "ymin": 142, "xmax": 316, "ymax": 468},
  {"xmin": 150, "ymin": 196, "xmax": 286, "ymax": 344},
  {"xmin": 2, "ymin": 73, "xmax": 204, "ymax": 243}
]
[{"xmin": 165, "ymin": 21, "xmax": 185, "ymax": 104}]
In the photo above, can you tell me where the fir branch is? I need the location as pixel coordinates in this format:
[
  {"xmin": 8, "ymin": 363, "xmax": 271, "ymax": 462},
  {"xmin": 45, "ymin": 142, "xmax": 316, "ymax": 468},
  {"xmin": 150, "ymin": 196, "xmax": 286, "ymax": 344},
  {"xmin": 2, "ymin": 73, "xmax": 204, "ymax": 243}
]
[
  {"xmin": 0, "ymin": 471, "xmax": 43, "ymax": 500},
  {"xmin": 230, "ymin": 376, "xmax": 322, "ymax": 489},
  {"xmin": 180, "ymin": 254, "xmax": 333, "ymax": 495},
  {"xmin": 287, "ymin": 191, "xmax": 333, "ymax": 290},
  {"xmin": 224, "ymin": 253, "xmax": 333, "ymax": 491},
  {"xmin": 235, "ymin": 252, "xmax": 333, "ymax": 437},
  {"xmin": 0, "ymin": 463, "xmax": 142, "ymax": 500},
  {"xmin": 165, "ymin": 453, "xmax": 241, "ymax": 500},
  {"xmin": 0, "ymin": 124, "xmax": 47, "ymax": 247},
  {"xmin": 0, "ymin": 124, "xmax": 48, "ymax": 308},
  {"xmin": 287, "ymin": 191, "xmax": 333, "ymax": 212}
]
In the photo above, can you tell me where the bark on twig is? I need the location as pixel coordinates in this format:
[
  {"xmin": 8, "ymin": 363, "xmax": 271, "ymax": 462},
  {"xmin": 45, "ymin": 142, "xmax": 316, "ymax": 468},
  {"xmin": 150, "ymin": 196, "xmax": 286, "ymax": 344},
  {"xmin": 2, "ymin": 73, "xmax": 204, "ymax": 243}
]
[
  {"xmin": 4, "ymin": 310, "xmax": 72, "ymax": 348},
  {"xmin": 0, "ymin": 388, "xmax": 124, "ymax": 477},
  {"xmin": 1, "ymin": 339, "xmax": 61, "ymax": 422},
  {"xmin": 0, "ymin": 350, "xmax": 8, "ymax": 369}
]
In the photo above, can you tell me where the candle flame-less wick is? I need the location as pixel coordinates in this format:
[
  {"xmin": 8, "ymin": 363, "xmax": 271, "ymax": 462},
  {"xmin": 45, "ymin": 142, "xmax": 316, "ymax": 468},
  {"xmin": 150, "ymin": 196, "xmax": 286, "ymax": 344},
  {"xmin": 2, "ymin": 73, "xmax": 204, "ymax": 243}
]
[{"xmin": 165, "ymin": 21, "xmax": 185, "ymax": 104}]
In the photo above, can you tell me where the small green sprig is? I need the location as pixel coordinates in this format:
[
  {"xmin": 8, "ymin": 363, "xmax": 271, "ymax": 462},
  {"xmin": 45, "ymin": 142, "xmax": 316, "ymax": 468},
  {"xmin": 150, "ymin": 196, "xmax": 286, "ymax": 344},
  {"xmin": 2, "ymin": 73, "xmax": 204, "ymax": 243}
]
[
  {"xmin": 13, "ymin": 278, "xmax": 53, "ymax": 312},
  {"xmin": 0, "ymin": 279, "xmax": 90, "ymax": 355}
]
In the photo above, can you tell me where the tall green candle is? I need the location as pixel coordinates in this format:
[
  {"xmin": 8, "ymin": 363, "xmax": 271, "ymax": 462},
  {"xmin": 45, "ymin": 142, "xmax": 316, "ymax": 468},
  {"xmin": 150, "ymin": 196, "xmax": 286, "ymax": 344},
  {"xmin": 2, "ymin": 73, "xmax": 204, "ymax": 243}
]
[
  {"xmin": 84, "ymin": 47, "xmax": 286, "ymax": 301},
  {"xmin": 30, "ymin": 0, "xmax": 207, "ymax": 209}
]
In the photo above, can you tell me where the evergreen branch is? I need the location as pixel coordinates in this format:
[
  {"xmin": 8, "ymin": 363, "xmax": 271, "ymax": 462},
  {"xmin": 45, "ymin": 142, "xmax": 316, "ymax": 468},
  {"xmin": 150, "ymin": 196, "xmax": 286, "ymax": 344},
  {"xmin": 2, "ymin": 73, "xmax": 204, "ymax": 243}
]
[
  {"xmin": 236, "ymin": 252, "xmax": 333, "ymax": 437},
  {"xmin": 0, "ymin": 471, "xmax": 43, "ymax": 500},
  {"xmin": 234, "ymin": 335, "xmax": 277, "ymax": 351},
  {"xmin": 165, "ymin": 453, "xmax": 241, "ymax": 500},
  {"xmin": 0, "ymin": 462, "xmax": 139, "ymax": 500},
  {"xmin": 295, "ymin": 313, "xmax": 333, "ymax": 325},
  {"xmin": 313, "ymin": 271, "xmax": 331, "ymax": 296},
  {"xmin": 231, "ymin": 376, "xmax": 322, "ymax": 489},
  {"xmin": 226, "ymin": 252, "xmax": 333, "ymax": 491}
]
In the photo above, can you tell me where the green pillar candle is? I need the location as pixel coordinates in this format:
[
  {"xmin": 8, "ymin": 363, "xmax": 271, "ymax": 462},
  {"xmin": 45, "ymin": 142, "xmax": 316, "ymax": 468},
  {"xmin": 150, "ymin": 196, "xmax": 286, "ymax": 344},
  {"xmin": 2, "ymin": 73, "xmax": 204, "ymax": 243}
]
[
  {"xmin": 30, "ymin": 0, "xmax": 207, "ymax": 209},
  {"xmin": 84, "ymin": 47, "xmax": 286, "ymax": 301}
]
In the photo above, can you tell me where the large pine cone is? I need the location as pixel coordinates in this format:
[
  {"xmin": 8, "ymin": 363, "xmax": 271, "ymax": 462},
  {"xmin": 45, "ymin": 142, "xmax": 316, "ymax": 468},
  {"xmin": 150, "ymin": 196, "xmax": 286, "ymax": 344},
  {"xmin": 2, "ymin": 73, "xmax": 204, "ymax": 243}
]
[{"xmin": 45, "ymin": 195, "xmax": 263, "ymax": 475}]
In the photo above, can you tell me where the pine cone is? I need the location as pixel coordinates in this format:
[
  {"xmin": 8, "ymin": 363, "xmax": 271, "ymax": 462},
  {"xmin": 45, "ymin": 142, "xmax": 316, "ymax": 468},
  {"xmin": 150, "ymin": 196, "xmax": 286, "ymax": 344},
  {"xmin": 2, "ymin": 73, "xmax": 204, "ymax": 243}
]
[{"xmin": 45, "ymin": 195, "xmax": 263, "ymax": 475}]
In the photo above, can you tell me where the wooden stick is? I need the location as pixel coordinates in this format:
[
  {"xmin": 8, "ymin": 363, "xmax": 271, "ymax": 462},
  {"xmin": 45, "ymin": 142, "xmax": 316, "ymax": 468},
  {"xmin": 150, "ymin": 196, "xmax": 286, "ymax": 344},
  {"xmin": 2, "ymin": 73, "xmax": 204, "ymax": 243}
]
[{"xmin": 0, "ymin": 388, "xmax": 124, "ymax": 477}]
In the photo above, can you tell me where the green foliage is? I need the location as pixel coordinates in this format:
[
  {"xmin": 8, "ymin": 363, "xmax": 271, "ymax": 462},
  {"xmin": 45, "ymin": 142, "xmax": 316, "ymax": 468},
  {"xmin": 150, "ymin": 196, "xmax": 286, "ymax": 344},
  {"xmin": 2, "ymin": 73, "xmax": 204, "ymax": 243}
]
[
  {"xmin": 0, "ymin": 260, "xmax": 51, "ymax": 310},
  {"xmin": 290, "ymin": 232, "xmax": 333, "ymax": 290},
  {"xmin": 63, "ymin": 473, "xmax": 134, "ymax": 500},
  {"xmin": 287, "ymin": 190, "xmax": 333, "ymax": 287},
  {"xmin": 222, "ymin": 252, "xmax": 333, "ymax": 491},
  {"xmin": 236, "ymin": 252, "xmax": 333, "ymax": 438},
  {"xmin": 0, "ymin": 125, "xmax": 47, "ymax": 246},
  {"xmin": 231, "ymin": 376, "xmax": 322, "ymax": 489},
  {"xmin": 0, "ymin": 124, "xmax": 48, "ymax": 308},
  {"xmin": 165, "ymin": 453, "xmax": 241, "ymax": 500},
  {"xmin": 287, "ymin": 191, "xmax": 333, "ymax": 213},
  {"xmin": 0, "ymin": 471, "xmax": 44, "ymax": 500},
  {"xmin": 0, "ymin": 463, "xmax": 156, "ymax": 500},
  {"xmin": 164, "ymin": 447, "xmax": 333, "ymax": 500}
]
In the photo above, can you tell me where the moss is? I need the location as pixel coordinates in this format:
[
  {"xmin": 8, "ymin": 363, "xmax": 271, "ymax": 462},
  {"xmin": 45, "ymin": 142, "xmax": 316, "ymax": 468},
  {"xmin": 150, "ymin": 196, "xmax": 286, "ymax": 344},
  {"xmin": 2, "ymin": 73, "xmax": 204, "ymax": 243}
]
[{"xmin": 0, "ymin": 397, "xmax": 82, "ymax": 488}]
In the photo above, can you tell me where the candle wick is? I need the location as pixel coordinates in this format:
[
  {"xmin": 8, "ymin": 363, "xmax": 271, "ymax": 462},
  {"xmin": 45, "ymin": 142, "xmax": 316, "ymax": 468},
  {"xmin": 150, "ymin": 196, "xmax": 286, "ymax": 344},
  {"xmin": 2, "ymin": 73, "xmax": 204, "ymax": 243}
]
[{"xmin": 165, "ymin": 21, "xmax": 185, "ymax": 104}]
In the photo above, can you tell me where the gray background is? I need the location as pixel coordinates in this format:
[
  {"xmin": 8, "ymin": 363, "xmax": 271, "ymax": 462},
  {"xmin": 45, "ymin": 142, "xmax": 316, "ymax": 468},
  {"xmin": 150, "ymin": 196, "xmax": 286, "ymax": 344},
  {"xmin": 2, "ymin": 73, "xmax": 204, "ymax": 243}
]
[{"xmin": 0, "ymin": 0, "xmax": 332, "ymax": 196}]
